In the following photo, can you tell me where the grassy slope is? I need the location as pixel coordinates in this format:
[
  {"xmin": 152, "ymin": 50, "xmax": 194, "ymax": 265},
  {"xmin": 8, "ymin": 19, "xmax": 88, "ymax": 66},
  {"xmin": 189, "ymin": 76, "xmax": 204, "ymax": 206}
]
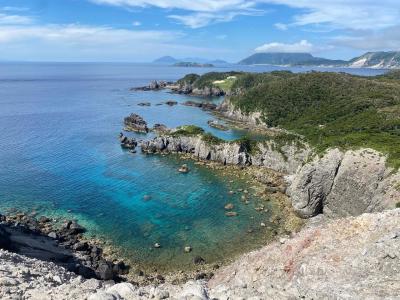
[{"xmin": 175, "ymin": 70, "xmax": 400, "ymax": 168}]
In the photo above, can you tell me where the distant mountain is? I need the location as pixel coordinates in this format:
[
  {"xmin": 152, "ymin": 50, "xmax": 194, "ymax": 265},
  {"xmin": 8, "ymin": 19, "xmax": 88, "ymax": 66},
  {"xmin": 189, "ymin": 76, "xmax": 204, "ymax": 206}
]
[
  {"xmin": 238, "ymin": 51, "xmax": 400, "ymax": 69},
  {"xmin": 153, "ymin": 56, "xmax": 229, "ymax": 65},
  {"xmin": 153, "ymin": 56, "xmax": 179, "ymax": 64},
  {"xmin": 209, "ymin": 59, "xmax": 229, "ymax": 64},
  {"xmin": 239, "ymin": 52, "xmax": 346, "ymax": 66},
  {"xmin": 174, "ymin": 62, "xmax": 214, "ymax": 68},
  {"xmin": 348, "ymin": 52, "xmax": 400, "ymax": 69}
]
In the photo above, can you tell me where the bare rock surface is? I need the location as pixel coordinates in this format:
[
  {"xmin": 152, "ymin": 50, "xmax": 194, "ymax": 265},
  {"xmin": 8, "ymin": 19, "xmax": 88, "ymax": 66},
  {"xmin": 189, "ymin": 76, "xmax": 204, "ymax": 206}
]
[
  {"xmin": 2, "ymin": 209, "xmax": 399, "ymax": 299},
  {"xmin": 288, "ymin": 148, "xmax": 400, "ymax": 218},
  {"xmin": 140, "ymin": 135, "xmax": 310, "ymax": 173},
  {"xmin": 208, "ymin": 209, "xmax": 400, "ymax": 299}
]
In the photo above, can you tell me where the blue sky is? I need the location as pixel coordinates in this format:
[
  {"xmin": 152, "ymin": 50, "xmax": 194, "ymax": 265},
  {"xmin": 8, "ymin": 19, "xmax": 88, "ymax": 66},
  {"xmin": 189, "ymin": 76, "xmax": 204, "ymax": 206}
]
[{"xmin": 0, "ymin": 0, "xmax": 399, "ymax": 62}]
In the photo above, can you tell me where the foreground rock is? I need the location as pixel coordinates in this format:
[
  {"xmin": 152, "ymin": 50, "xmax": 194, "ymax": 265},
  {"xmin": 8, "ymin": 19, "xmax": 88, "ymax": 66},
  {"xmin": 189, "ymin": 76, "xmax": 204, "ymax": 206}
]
[
  {"xmin": 124, "ymin": 114, "xmax": 149, "ymax": 133},
  {"xmin": 208, "ymin": 208, "xmax": 400, "ymax": 299},
  {"xmin": 2, "ymin": 209, "xmax": 399, "ymax": 299},
  {"xmin": 0, "ymin": 214, "xmax": 129, "ymax": 282}
]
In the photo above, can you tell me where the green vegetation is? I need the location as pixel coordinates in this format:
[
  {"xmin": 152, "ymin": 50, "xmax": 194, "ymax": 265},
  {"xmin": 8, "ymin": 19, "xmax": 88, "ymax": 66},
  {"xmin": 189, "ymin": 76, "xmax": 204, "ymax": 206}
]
[
  {"xmin": 201, "ymin": 133, "xmax": 224, "ymax": 145},
  {"xmin": 226, "ymin": 71, "xmax": 400, "ymax": 168},
  {"xmin": 178, "ymin": 71, "xmax": 242, "ymax": 91},
  {"xmin": 396, "ymin": 202, "xmax": 400, "ymax": 208},
  {"xmin": 170, "ymin": 125, "xmax": 224, "ymax": 145},
  {"xmin": 171, "ymin": 125, "xmax": 205, "ymax": 136}
]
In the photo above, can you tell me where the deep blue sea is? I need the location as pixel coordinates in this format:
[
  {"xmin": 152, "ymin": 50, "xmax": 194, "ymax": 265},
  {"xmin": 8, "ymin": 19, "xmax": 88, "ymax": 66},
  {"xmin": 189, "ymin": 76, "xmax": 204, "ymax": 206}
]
[{"xmin": 0, "ymin": 63, "xmax": 386, "ymax": 270}]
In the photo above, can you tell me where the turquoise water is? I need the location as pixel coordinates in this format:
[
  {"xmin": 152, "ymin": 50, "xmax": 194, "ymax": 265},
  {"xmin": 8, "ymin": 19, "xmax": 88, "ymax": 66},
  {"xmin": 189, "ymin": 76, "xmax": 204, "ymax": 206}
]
[{"xmin": 0, "ymin": 63, "xmax": 386, "ymax": 270}]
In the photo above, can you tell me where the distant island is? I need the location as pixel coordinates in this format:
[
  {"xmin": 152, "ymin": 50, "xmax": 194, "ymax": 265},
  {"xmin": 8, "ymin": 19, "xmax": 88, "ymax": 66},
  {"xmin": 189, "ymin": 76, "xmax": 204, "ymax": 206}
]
[
  {"xmin": 173, "ymin": 62, "xmax": 214, "ymax": 68},
  {"xmin": 238, "ymin": 51, "xmax": 400, "ymax": 69},
  {"xmin": 153, "ymin": 56, "xmax": 228, "ymax": 65}
]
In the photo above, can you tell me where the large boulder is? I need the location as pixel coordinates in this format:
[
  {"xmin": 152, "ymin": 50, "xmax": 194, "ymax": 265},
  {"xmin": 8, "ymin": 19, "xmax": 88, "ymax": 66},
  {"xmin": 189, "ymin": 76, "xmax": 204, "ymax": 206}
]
[
  {"xmin": 288, "ymin": 148, "xmax": 400, "ymax": 218},
  {"xmin": 288, "ymin": 149, "xmax": 343, "ymax": 218}
]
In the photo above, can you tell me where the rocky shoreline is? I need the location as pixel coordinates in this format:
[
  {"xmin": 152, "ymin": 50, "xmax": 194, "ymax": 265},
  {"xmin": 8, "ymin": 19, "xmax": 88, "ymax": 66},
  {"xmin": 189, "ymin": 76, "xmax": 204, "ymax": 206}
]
[
  {"xmin": 2, "ymin": 208, "xmax": 399, "ymax": 299},
  {"xmin": 131, "ymin": 80, "xmax": 225, "ymax": 97},
  {"xmin": 0, "ymin": 213, "xmax": 130, "ymax": 282}
]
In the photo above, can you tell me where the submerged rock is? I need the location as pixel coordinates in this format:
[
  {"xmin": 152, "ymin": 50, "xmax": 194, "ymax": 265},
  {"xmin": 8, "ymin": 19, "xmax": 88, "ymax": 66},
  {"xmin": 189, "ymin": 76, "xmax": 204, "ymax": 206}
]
[
  {"xmin": 207, "ymin": 120, "xmax": 229, "ymax": 131},
  {"xmin": 224, "ymin": 203, "xmax": 234, "ymax": 210},
  {"xmin": 183, "ymin": 101, "xmax": 217, "ymax": 110},
  {"xmin": 225, "ymin": 211, "xmax": 238, "ymax": 217},
  {"xmin": 165, "ymin": 100, "xmax": 178, "ymax": 106},
  {"xmin": 178, "ymin": 164, "xmax": 190, "ymax": 173}
]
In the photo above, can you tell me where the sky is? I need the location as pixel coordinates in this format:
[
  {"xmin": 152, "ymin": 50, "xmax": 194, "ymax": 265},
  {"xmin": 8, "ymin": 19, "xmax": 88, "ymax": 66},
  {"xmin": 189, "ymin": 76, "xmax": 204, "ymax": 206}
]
[{"xmin": 0, "ymin": 0, "xmax": 399, "ymax": 62}]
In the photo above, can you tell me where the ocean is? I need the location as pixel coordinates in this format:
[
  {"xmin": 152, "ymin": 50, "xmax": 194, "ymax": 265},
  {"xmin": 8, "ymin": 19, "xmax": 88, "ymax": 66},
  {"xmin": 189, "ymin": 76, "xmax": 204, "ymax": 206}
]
[{"xmin": 0, "ymin": 62, "xmax": 386, "ymax": 270}]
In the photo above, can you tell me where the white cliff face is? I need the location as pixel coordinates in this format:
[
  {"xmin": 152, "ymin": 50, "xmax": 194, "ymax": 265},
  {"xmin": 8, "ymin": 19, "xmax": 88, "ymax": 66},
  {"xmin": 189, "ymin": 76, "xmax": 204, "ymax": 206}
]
[
  {"xmin": 140, "ymin": 135, "xmax": 311, "ymax": 173},
  {"xmin": 288, "ymin": 148, "xmax": 400, "ymax": 218},
  {"xmin": 217, "ymin": 99, "xmax": 263, "ymax": 126}
]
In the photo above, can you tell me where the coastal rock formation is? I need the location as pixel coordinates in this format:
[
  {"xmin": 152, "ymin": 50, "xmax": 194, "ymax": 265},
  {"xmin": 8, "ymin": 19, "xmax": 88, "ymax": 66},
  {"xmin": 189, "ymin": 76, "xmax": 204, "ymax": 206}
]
[
  {"xmin": 0, "ymin": 213, "xmax": 129, "ymax": 282},
  {"xmin": 140, "ymin": 135, "xmax": 311, "ymax": 174},
  {"xmin": 130, "ymin": 80, "xmax": 171, "ymax": 91},
  {"xmin": 288, "ymin": 148, "xmax": 400, "ymax": 218},
  {"xmin": 141, "ymin": 135, "xmax": 251, "ymax": 166},
  {"xmin": 217, "ymin": 99, "xmax": 263, "ymax": 126},
  {"xmin": 124, "ymin": 114, "xmax": 149, "ymax": 133},
  {"xmin": 183, "ymin": 101, "xmax": 217, "ymax": 110},
  {"xmin": 119, "ymin": 133, "xmax": 137, "ymax": 150},
  {"xmin": 2, "ymin": 209, "xmax": 399, "ymax": 299},
  {"xmin": 208, "ymin": 209, "xmax": 400, "ymax": 299}
]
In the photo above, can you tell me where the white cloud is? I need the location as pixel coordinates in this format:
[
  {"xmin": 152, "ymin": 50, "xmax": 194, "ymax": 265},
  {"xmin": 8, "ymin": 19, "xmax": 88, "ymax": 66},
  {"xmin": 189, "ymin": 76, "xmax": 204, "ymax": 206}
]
[
  {"xmin": 333, "ymin": 26, "xmax": 400, "ymax": 51},
  {"xmin": 0, "ymin": 23, "xmax": 230, "ymax": 61},
  {"xmin": 90, "ymin": 0, "xmax": 400, "ymax": 30},
  {"xmin": 261, "ymin": 0, "xmax": 400, "ymax": 30},
  {"xmin": 0, "ymin": 13, "xmax": 33, "ymax": 25},
  {"xmin": 90, "ymin": 0, "xmax": 253, "ymax": 12},
  {"xmin": 169, "ymin": 10, "xmax": 263, "ymax": 28},
  {"xmin": 274, "ymin": 22, "xmax": 288, "ymax": 30},
  {"xmin": 132, "ymin": 21, "xmax": 141, "ymax": 26},
  {"xmin": 2, "ymin": 6, "xmax": 30, "ymax": 12},
  {"xmin": 255, "ymin": 40, "xmax": 315, "ymax": 53}
]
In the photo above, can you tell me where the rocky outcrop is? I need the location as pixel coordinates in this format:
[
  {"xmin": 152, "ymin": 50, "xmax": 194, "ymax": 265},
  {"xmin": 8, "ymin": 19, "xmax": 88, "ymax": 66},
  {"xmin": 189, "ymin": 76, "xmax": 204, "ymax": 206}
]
[
  {"xmin": 171, "ymin": 84, "xmax": 224, "ymax": 97},
  {"xmin": 140, "ymin": 135, "xmax": 311, "ymax": 174},
  {"xmin": 0, "ymin": 213, "xmax": 129, "ymax": 282},
  {"xmin": 288, "ymin": 148, "xmax": 400, "ymax": 218},
  {"xmin": 119, "ymin": 133, "xmax": 137, "ymax": 150},
  {"xmin": 217, "ymin": 98, "xmax": 264, "ymax": 126},
  {"xmin": 3, "ymin": 209, "xmax": 400, "ymax": 299},
  {"xmin": 141, "ymin": 135, "xmax": 251, "ymax": 166},
  {"xmin": 130, "ymin": 80, "xmax": 171, "ymax": 91},
  {"xmin": 123, "ymin": 114, "xmax": 149, "ymax": 133},
  {"xmin": 183, "ymin": 101, "xmax": 217, "ymax": 110}
]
